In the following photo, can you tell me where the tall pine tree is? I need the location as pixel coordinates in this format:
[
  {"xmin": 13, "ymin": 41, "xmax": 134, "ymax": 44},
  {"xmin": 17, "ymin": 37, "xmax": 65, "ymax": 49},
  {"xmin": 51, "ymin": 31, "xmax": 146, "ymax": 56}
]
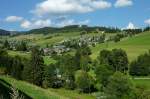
[
  {"xmin": 31, "ymin": 46, "xmax": 44, "ymax": 86},
  {"xmin": 23, "ymin": 46, "xmax": 44, "ymax": 86}
]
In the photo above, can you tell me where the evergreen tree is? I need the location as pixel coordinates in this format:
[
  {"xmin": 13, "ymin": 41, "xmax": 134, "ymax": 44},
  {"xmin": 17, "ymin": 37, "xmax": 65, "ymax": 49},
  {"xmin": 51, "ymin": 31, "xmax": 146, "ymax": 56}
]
[
  {"xmin": 20, "ymin": 41, "xmax": 27, "ymax": 51},
  {"xmin": 143, "ymin": 26, "xmax": 150, "ymax": 32},
  {"xmin": 16, "ymin": 41, "xmax": 27, "ymax": 51},
  {"xmin": 74, "ymin": 48, "xmax": 82, "ymax": 70},
  {"xmin": 74, "ymin": 46, "xmax": 92, "ymax": 71},
  {"xmin": 3, "ymin": 40, "xmax": 10, "ymax": 49},
  {"xmin": 11, "ymin": 56, "xmax": 23, "ymax": 80},
  {"xmin": 31, "ymin": 47, "xmax": 44, "ymax": 86},
  {"xmin": 23, "ymin": 47, "xmax": 44, "ymax": 86},
  {"xmin": 0, "ymin": 49, "xmax": 13, "ymax": 74},
  {"xmin": 22, "ymin": 59, "xmax": 33, "ymax": 83}
]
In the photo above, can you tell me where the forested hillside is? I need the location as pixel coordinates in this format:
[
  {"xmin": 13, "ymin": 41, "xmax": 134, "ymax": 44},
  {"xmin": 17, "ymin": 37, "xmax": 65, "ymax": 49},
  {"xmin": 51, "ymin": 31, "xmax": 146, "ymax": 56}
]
[{"xmin": 0, "ymin": 26, "xmax": 150, "ymax": 99}]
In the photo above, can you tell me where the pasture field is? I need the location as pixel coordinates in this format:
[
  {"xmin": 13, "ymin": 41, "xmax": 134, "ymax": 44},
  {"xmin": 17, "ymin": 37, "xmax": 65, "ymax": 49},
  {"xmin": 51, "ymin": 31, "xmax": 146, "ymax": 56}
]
[
  {"xmin": 91, "ymin": 31, "xmax": 150, "ymax": 61},
  {"xmin": 8, "ymin": 51, "xmax": 55, "ymax": 65},
  {"xmin": 133, "ymin": 78, "xmax": 150, "ymax": 90}
]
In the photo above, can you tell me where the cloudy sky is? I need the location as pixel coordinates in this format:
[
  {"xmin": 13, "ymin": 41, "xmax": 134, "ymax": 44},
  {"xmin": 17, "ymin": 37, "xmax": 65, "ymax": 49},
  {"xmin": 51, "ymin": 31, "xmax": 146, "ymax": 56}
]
[{"xmin": 0, "ymin": 0, "xmax": 150, "ymax": 30}]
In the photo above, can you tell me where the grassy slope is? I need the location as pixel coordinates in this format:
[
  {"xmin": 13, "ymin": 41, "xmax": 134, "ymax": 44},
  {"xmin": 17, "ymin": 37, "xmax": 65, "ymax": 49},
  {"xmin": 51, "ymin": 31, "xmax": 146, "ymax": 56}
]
[
  {"xmin": 2, "ymin": 31, "xmax": 150, "ymax": 98},
  {"xmin": 48, "ymin": 88, "xmax": 95, "ymax": 99},
  {"xmin": 91, "ymin": 31, "xmax": 150, "ymax": 61},
  {"xmin": 0, "ymin": 76, "xmax": 95, "ymax": 99},
  {"xmin": 8, "ymin": 51, "xmax": 56, "ymax": 65},
  {"xmin": 0, "ymin": 76, "xmax": 65, "ymax": 99},
  {"xmin": 9, "ymin": 32, "xmax": 113, "ymax": 47},
  {"xmin": 8, "ymin": 31, "xmax": 150, "ymax": 63},
  {"xmin": 9, "ymin": 32, "xmax": 81, "ymax": 47},
  {"xmin": 133, "ymin": 79, "xmax": 150, "ymax": 90},
  {"xmin": 8, "ymin": 50, "xmax": 30, "ymax": 58},
  {"xmin": 1, "ymin": 76, "xmax": 150, "ymax": 99}
]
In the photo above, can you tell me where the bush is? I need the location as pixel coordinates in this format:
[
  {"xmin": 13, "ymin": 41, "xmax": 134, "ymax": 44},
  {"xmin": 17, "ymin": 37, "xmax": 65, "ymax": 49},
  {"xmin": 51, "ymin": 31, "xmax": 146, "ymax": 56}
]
[
  {"xmin": 104, "ymin": 72, "xmax": 135, "ymax": 99},
  {"xmin": 130, "ymin": 51, "xmax": 150, "ymax": 76},
  {"xmin": 95, "ymin": 64, "xmax": 113, "ymax": 90},
  {"xmin": 75, "ymin": 70, "xmax": 94, "ymax": 93},
  {"xmin": 98, "ymin": 49, "xmax": 129, "ymax": 73},
  {"xmin": 114, "ymin": 35, "xmax": 121, "ymax": 42}
]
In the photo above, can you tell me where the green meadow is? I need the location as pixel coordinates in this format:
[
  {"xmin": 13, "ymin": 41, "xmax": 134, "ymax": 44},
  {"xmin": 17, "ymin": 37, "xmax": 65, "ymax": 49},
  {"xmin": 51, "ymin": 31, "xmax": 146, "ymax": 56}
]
[
  {"xmin": 0, "ymin": 76, "xmax": 95, "ymax": 99},
  {"xmin": 0, "ymin": 76, "xmax": 150, "ymax": 99},
  {"xmin": 2, "ymin": 31, "xmax": 150, "ymax": 99},
  {"xmin": 91, "ymin": 31, "xmax": 150, "ymax": 61},
  {"xmin": 8, "ymin": 31, "xmax": 150, "ymax": 62}
]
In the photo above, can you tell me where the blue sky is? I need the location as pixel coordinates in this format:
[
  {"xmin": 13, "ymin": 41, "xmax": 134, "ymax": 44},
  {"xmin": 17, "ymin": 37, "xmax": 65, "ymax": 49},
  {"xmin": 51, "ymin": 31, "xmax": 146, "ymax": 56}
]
[{"xmin": 0, "ymin": 0, "xmax": 150, "ymax": 31}]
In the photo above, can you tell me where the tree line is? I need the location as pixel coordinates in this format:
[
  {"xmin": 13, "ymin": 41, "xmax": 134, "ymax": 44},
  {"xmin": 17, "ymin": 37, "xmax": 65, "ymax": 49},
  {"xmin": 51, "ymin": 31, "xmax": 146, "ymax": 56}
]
[{"xmin": 0, "ymin": 46, "xmax": 150, "ymax": 99}]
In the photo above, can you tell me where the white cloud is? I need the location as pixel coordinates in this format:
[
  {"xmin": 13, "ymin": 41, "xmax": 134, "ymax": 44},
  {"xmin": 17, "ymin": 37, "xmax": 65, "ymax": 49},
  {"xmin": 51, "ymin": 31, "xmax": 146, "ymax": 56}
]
[
  {"xmin": 114, "ymin": 0, "xmax": 133, "ymax": 8},
  {"xmin": 32, "ymin": 0, "xmax": 111, "ymax": 16},
  {"xmin": 78, "ymin": 19, "xmax": 90, "ymax": 25},
  {"xmin": 20, "ymin": 20, "xmax": 31, "ymax": 29},
  {"xmin": 57, "ymin": 19, "xmax": 76, "ymax": 27},
  {"xmin": 20, "ymin": 19, "xmax": 51, "ymax": 29},
  {"xmin": 5, "ymin": 16, "xmax": 23, "ymax": 22},
  {"xmin": 126, "ymin": 22, "xmax": 137, "ymax": 29},
  {"xmin": 91, "ymin": 0, "xmax": 112, "ymax": 9},
  {"xmin": 144, "ymin": 19, "xmax": 150, "ymax": 25},
  {"xmin": 56, "ymin": 19, "xmax": 90, "ymax": 27},
  {"xmin": 33, "ymin": 19, "xmax": 51, "ymax": 27},
  {"xmin": 20, "ymin": 18, "xmax": 89, "ymax": 29}
]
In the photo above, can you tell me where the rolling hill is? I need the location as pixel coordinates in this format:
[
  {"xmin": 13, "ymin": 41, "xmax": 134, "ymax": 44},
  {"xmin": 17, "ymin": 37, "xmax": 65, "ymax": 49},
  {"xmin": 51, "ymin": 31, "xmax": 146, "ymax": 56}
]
[
  {"xmin": 0, "ymin": 76, "xmax": 95, "ymax": 99},
  {"xmin": 1, "ymin": 28, "xmax": 150, "ymax": 99},
  {"xmin": 7, "ymin": 30, "xmax": 150, "ymax": 62},
  {"xmin": 0, "ymin": 76, "xmax": 150, "ymax": 99},
  {"xmin": 91, "ymin": 31, "xmax": 150, "ymax": 61},
  {"xmin": 0, "ymin": 29, "xmax": 10, "ymax": 36}
]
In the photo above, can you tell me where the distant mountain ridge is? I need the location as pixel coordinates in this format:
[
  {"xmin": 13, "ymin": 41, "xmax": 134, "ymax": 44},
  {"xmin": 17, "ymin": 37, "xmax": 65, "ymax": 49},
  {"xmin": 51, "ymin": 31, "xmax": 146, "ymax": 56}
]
[
  {"xmin": 0, "ymin": 29, "xmax": 11, "ymax": 36},
  {"xmin": 1, "ymin": 25, "xmax": 149, "ymax": 36},
  {"xmin": 25, "ymin": 25, "xmax": 121, "ymax": 34},
  {"xmin": 2, "ymin": 25, "xmax": 141, "ymax": 36},
  {"xmin": 0, "ymin": 29, "xmax": 24, "ymax": 36}
]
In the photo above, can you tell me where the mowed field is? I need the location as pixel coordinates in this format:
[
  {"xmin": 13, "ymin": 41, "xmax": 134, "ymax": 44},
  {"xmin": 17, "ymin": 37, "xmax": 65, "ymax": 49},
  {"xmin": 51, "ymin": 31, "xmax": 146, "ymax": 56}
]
[{"xmin": 91, "ymin": 31, "xmax": 150, "ymax": 61}]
